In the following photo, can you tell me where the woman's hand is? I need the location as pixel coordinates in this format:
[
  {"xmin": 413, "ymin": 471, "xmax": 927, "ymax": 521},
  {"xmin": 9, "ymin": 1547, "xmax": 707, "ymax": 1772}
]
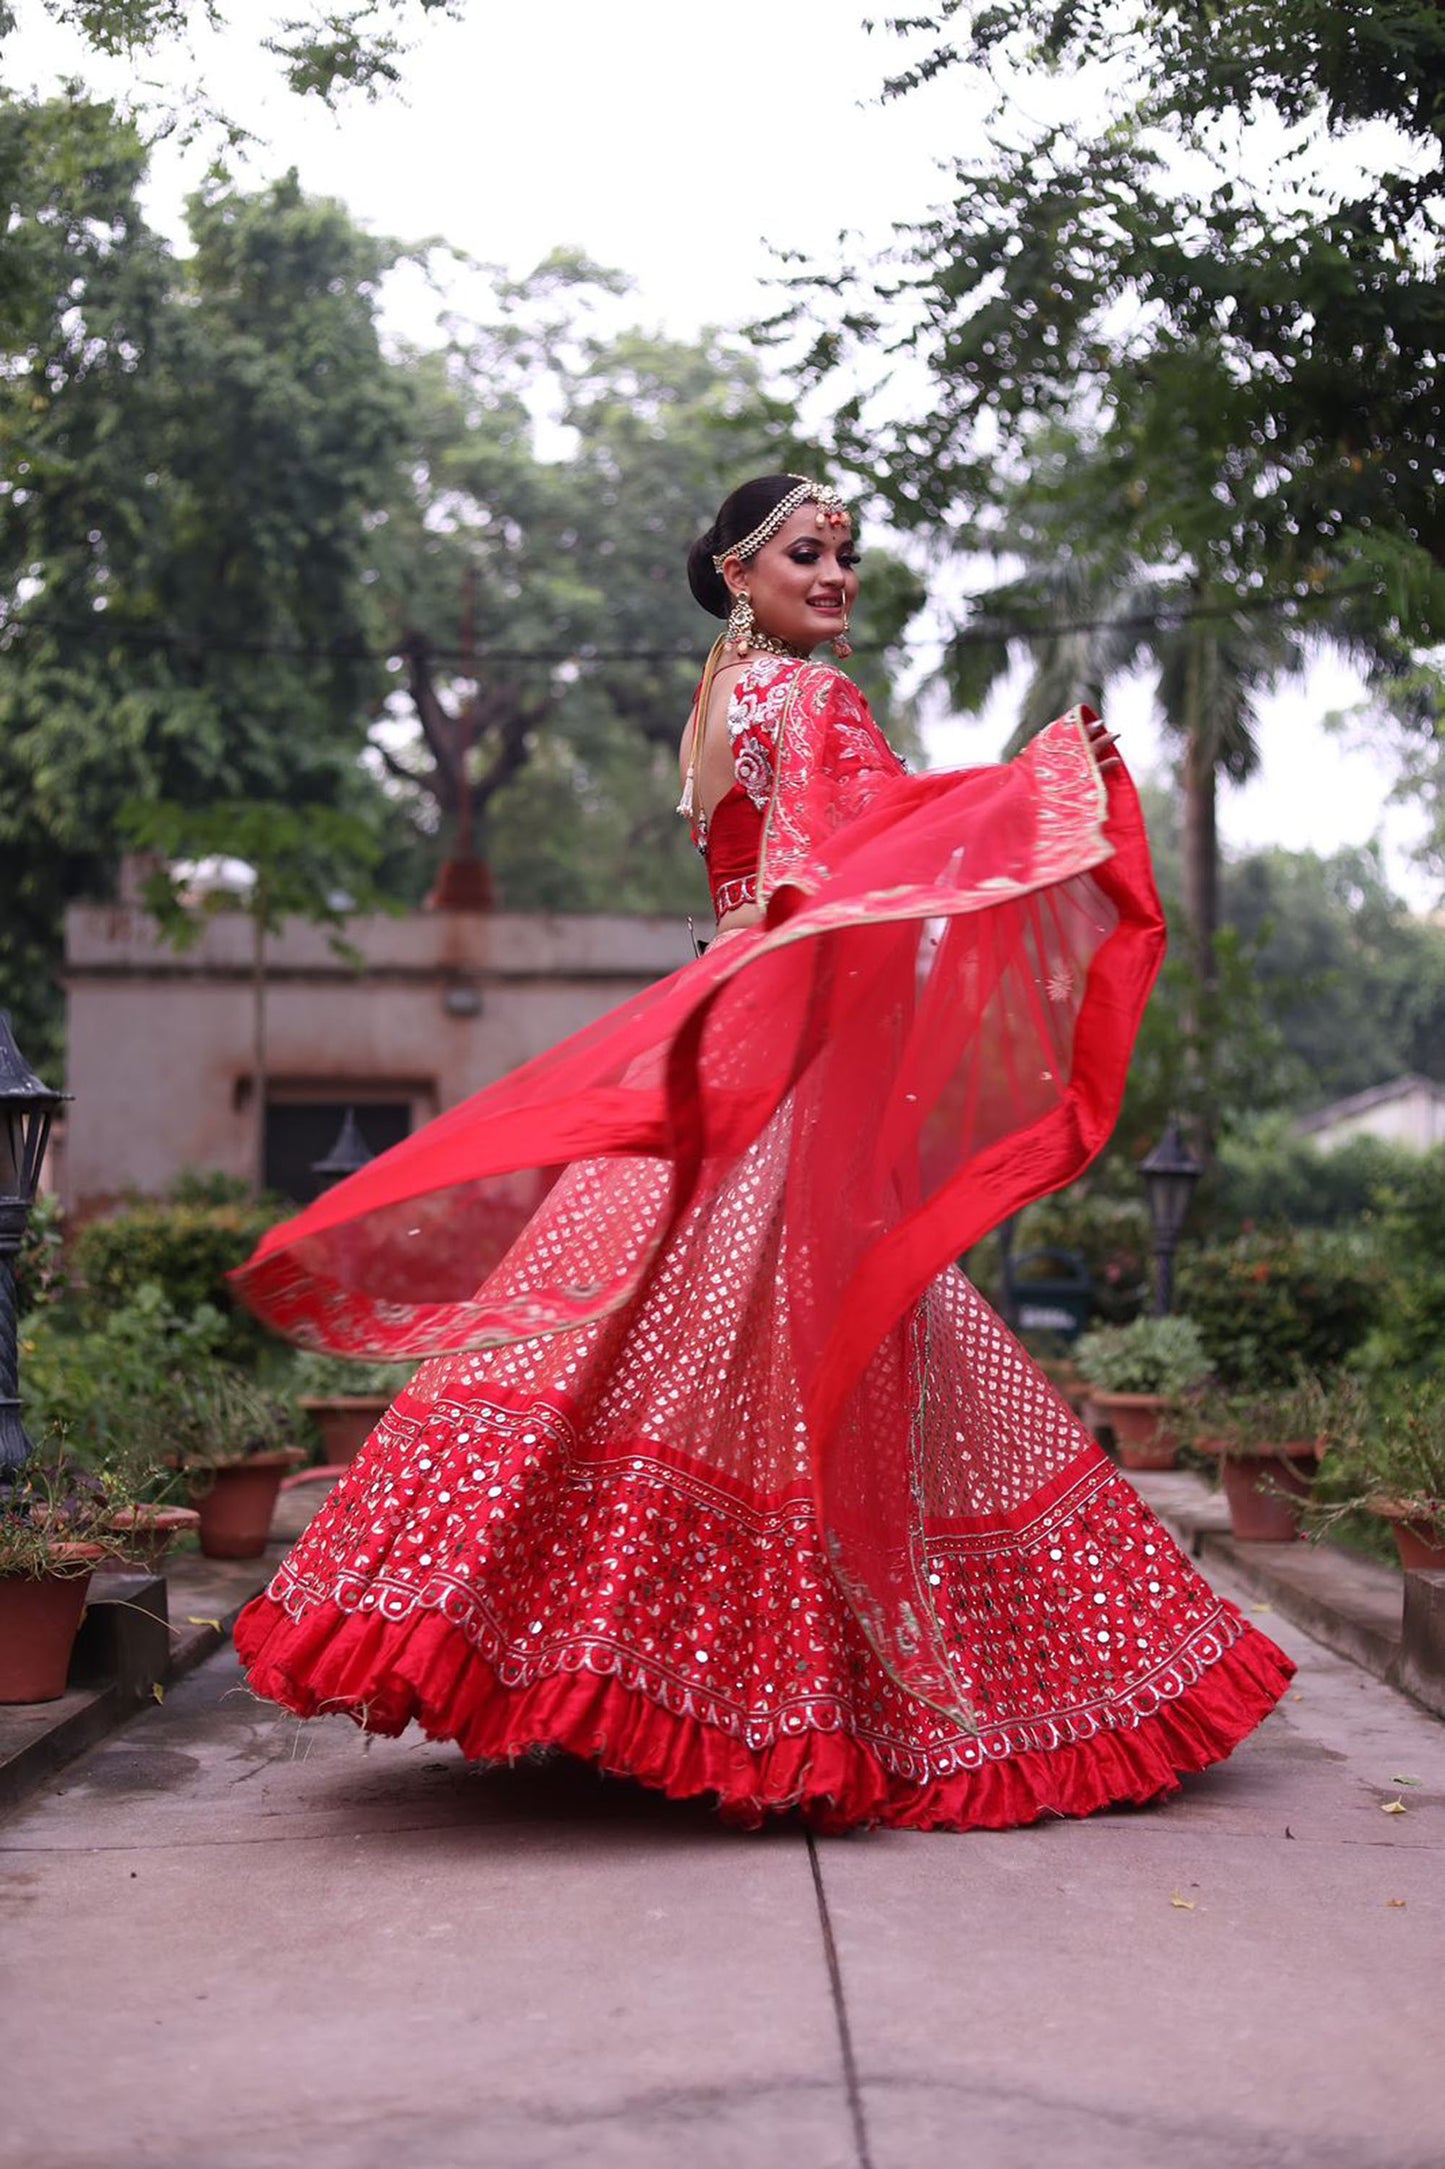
[{"xmin": 1086, "ymin": 718, "xmax": 1122, "ymax": 772}]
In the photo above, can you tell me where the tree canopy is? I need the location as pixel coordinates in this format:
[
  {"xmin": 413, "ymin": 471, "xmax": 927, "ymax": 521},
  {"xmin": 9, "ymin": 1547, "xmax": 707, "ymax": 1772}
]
[
  {"xmin": 0, "ymin": 97, "xmax": 402, "ymax": 1065},
  {"xmin": 0, "ymin": 1, "xmax": 465, "ymax": 103},
  {"xmin": 0, "ymin": 95, "xmax": 925, "ymax": 1069},
  {"xmin": 810, "ymin": 1, "xmax": 1443, "ymax": 654}
]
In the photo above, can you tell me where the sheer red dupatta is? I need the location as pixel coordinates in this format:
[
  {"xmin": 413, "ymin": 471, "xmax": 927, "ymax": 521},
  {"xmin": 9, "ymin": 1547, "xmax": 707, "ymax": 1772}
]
[{"xmin": 231, "ymin": 662, "xmax": 1165, "ymax": 1724}]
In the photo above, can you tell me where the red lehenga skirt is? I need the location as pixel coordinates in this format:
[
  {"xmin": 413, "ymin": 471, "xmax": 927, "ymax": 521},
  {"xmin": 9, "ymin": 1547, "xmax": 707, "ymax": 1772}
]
[{"xmin": 232, "ymin": 689, "xmax": 1292, "ymax": 1828}]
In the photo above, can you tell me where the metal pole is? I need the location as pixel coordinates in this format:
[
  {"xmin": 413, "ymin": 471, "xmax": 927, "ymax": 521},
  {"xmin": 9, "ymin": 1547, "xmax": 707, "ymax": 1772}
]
[
  {"xmin": 0, "ymin": 1197, "xmax": 34, "ymax": 1479},
  {"xmin": 1153, "ymin": 1240, "xmax": 1177, "ymax": 1319}
]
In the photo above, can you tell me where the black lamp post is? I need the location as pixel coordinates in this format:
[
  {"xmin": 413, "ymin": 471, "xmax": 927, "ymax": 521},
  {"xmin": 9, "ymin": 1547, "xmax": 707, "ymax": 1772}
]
[
  {"xmin": 0, "ymin": 1014, "xmax": 70, "ymax": 1481},
  {"xmin": 311, "ymin": 1107, "xmax": 374, "ymax": 1191},
  {"xmin": 1139, "ymin": 1117, "xmax": 1202, "ymax": 1317}
]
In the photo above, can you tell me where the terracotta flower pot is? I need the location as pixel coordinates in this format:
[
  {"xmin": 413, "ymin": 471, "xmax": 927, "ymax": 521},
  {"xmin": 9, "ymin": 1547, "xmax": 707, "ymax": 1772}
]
[
  {"xmin": 1368, "ymin": 1497, "xmax": 1445, "ymax": 1573},
  {"xmin": 1207, "ymin": 1443, "xmax": 1321, "ymax": 1542},
  {"xmin": 1087, "ymin": 1390, "xmax": 1179, "ymax": 1471},
  {"xmin": 103, "ymin": 1504, "xmax": 202, "ymax": 1576},
  {"xmin": 188, "ymin": 1450, "xmax": 307, "ymax": 1560},
  {"xmin": 296, "ymin": 1395, "xmax": 389, "ymax": 1466},
  {"xmin": 0, "ymin": 1545, "xmax": 107, "ymax": 1704}
]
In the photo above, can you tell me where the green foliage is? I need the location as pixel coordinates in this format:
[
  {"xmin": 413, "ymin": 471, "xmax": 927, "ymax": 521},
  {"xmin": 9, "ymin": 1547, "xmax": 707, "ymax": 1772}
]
[
  {"xmin": 1073, "ymin": 1314, "xmax": 1209, "ymax": 1398},
  {"xmin": 20, "ymin": 1280, "xmax": 232, "ymax": 1467},
  {"xmin": 0, "ymin": 2, "xmax": 466, "ymax": 106},
  {"xmin": 0, "ymin": 1453, "xmax": 146, "ymax": 1578},
  {"xmin": 814, "ymin": 3, "xmax": 1445, "ymax": 635},
  {"xmin": 0, "ymin": 108, "xmax": 407, "ymax": 1066},
  {"xmin": 287, "ymin": 1349, "xmax": 415, "ymax": 1399},
  {"xmin": 166, "ymin": 1168, "xmax": 257, "ymax": 1207},
  {"xmin": 1353, "ymin": 1148, "xmax": 1445, "ymax": 1378},
  {"xmin": 378, "ymin": 299, "xmax": 924, "ymax": 918},
  {"xmin": 1214, "ymin": 1115, "xmax": 1417, "ymax": 1231},
  {"xmin": 1188, "ymin": 1370, "xmax": 1341, "ymax": 1455},
  {"xmin": 122, "ymin": 800, "xmax": 395, "ymax": 948},
  {"xmin": 15, "ymin": 1194, "xmax": 69, "ymax": 1320},
  {"xmin": 1012, "ymin": 1189, "xmax": 1152, "ymax": 1325},
  {"xmin": 1176, "ymin": 1230, "xmax": 1384, "ymax": 1388},
  {"xmin": 20, "ymin": 1276, "xmax": 301, "ymax": 1480},
  {"xmin": 0, "ymin": 104, "xmax": 927, "ymax": 1059},
  {"xmin": 1224, "ymin": 844, "xmax": 1445, "ymax": 1101},
  {"xmin": 1118, "ymin": 924, "xmax": 1296, "ymax": 1168},
  {"xmin": 1306, "ymin": 1372, "xmax": 1445, "ymax": 1536},
  {"xmin": 69, "ymin": 1199, "xmax": 283, "ymax": 1360},
  {"xmin": 167, "ymin": 1368, "xmax": 303, "ymax": 1471}
]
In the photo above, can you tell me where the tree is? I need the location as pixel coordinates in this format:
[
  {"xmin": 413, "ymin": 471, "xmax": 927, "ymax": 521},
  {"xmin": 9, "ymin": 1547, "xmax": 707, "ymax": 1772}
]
[
  {"xmin": 368, "ymin": 275, "xmax": 926, "ymax": 914},
  {"xmin": 804, "ymin": 2, "xmax": 1444, "ymax": 620},
  {"xmin": 786, "ymin": 2, "xmax": 1444, "ymax": 1010},
  {"xmin": 0, "ymin": 2, "xmax": 466, "ymax": 104},
  {"xmin": 1224, "ymin": 842, "xmax": 1445, "ymax": 1101},
  {"xmin": 0, "ymin": 98, "xmax": 405, "ymax": 1066},
  {"xmin": 936, "ymin": 453, "xmax": 1306, "ymax": 1032}
]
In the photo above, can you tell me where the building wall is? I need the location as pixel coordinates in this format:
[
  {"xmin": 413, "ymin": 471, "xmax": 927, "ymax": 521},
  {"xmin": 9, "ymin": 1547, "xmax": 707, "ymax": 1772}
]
[
  {"xmin": 1307, "ymin": 1088, "xmax": 1445, "ymax": 1155},
  {"xmin": 63, "ymin": 903, "xmax": 689, "ymax": 1215}
]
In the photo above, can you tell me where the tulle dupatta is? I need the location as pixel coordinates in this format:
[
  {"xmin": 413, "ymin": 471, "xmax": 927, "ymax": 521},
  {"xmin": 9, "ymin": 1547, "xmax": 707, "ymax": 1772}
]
[{"xmin": 231, "ymin": 666, "xmax": 1165, "ymax": 1723}]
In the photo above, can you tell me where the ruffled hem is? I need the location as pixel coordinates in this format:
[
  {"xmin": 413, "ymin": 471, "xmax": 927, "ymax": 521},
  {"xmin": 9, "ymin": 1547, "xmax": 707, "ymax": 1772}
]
[{"xmin": 233, "ymin": 1595, "xmax": 1294, "ymax": 1834}]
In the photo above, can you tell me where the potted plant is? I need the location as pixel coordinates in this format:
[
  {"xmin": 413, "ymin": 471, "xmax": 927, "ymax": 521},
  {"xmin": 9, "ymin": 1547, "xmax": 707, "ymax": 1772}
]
[
  {"xmin": 1187, "ymin": 1373, "xmax": 1332, "ymax": 1542},
  {"xmin": 289, "ymin": 1350, "xmax": 414, "ymax": 1467},
  {"xmin": 1073, "ymin": 1315, "xmax": 1210, "ymax": 1470},
  {"xmin": 168, "ymin": 1372, "xmax": 307, "ymax": 1560},
  {"xmin": 102, "ymin": 1501, "xmax": 202, "ymax": 1574},
  {"xmin": 1303, "ymin": 1374, "xmax": 1445, "ymax": 1570},
  {"xmin": 0, "ymin": 1462, "xmax": 114, "ymax": 1703}
]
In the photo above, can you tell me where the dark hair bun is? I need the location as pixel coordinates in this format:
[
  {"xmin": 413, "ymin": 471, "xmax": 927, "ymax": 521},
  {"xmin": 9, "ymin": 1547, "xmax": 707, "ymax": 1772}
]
[
  {"xmin": 687, "ymin": 529, "xmax": 730, "ymax": 619},
  {"xmin": 687, "ymin": 471, "xmax": 835, "ymax": 621}
]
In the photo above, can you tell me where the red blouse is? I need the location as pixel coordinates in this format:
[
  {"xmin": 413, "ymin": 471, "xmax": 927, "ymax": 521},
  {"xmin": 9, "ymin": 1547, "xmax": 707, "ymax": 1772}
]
[{"xmin": 694, "ymin": 657, "xmax": 796, "ymax": 921}]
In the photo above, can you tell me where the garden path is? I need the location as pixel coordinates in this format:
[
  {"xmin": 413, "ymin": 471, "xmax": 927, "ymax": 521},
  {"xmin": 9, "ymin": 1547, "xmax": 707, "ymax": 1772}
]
[{"xmin": 1, "ymin": 1563, "xmax": 1442, "ymax": 2169}]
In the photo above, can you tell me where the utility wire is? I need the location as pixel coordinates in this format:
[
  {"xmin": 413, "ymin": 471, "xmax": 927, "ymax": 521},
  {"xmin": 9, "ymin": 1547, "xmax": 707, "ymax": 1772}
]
[{"xmin": 0, "ymin": 581, "xmax": 1372, "ymax": 669}]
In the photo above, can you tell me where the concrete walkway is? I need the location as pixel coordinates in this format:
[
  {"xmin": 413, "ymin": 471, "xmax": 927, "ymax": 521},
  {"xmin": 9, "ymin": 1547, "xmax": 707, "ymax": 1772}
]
[{"xmin": 2, "ymin": 1563, "xmax": 1442, "ymax": 2169}]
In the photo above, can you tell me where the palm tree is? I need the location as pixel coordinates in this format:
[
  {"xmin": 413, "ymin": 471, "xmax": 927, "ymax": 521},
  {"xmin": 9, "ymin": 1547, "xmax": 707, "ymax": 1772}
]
[{"xmin": 941, "ymin": 555, "xmax": 1308, "ymax": 1144}]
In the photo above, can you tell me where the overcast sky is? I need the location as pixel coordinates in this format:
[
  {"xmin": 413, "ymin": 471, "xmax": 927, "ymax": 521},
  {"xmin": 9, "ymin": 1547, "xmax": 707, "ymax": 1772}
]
[{"xmin": 13, "ymin": 0, "xmax": 1434, "ymax": 901}]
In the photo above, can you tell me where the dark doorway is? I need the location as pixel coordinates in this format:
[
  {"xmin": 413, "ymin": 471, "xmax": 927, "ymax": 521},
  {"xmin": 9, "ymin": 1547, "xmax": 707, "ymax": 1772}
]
[{"xmin": 264, "ymin": 1100, "xmax": 412, "ymax": 1204}]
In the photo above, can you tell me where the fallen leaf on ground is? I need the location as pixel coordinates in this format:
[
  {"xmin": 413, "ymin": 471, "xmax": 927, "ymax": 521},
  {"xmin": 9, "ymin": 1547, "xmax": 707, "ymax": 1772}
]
[
  {"xmin": 185, "ymin": 1616, "xmax": 223, "ymax": 1631},
  {"xmin": 1170, "ymin": 1892, "xmax": 1197, "ymax": 1910},
  {"xmin": 1250, "ymin": 1602, "xmax": 1275, "ymax": 1613},
  {"xmin": 1386, "ymin": 1899, "xmax": 1407, "ymax": 1909},
  {"xmin": 1390, "ymin": 1775, "xmax": 1422, "ymax": 1787},
  {"xmin": 150, "ymin": 1683, "xmax": 165, "ymax": 1703},
  {"xmin": 1381, "ymin": 1799, "xmax": 1408, "ymax": 1816}
]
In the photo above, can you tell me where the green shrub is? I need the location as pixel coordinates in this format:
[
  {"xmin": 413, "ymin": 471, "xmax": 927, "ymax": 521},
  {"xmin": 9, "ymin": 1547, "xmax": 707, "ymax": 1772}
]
[
  {"xmin": 1074, "ymin": 1314, "xmax": 1209, "ymax": 1397},
  {"xmin": 1305, "ymin": 1373, "xmax": 1445, "ymax": 1538},
  {"xmin": 21, "ymin": 1281, "xmax": 233, "ymax": 1470},
  {"xmin": 1354, "ymin": 1148, "xmax": 1445, "ymax": 1379},
  {"xmin": 1175, "ymin": 1229, "xmax": 1382, "ymax": 1388},
  {"xmin": 1011, "ymin": 1189, "xmax": 1152, "ymax": 1326},
  {"xmin": 1214, "ymin": 1115, "xmax": 1415, "ymax": 1231},
  {"xmin": 167, "ymin": 1368, "xmax": 304, "ymax": 1471},
  {"xmin": 1185, "ymin": 1369, "xmax": 1342, "ymax": 1454},
  {"xmin": 70, "ymin": 1198, "xmax": 284, "ymax": 1361},
  {"xmin": 15, "ymin": 1193, "xmax": 69, "ymax": 1319},
  {"xmin": 286, "ymin": 1349, "xmax": 416, "ymax": 1399}
]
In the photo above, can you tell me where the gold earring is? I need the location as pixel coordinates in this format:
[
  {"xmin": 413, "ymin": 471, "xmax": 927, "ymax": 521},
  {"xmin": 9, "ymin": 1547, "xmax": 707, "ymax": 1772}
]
[
  {"xmin": 833, "ymin": 614, "xmax": 853, "ymax": 661},
  {"xmin": 726, "ymin": 592, "xmax": 755, "ymax": 655}
]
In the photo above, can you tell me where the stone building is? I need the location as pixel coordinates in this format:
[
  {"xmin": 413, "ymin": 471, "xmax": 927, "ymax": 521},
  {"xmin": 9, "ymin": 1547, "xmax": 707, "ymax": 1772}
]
[{"xmin": 61, "ymin": 899, "xmax": 687, "ymax": 1216}]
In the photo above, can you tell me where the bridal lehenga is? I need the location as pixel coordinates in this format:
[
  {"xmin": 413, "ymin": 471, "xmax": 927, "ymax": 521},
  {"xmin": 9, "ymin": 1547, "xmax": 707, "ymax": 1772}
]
[{"xmin": 232, "ymin": 656, "xmax": 1291, "ymax": 1828}]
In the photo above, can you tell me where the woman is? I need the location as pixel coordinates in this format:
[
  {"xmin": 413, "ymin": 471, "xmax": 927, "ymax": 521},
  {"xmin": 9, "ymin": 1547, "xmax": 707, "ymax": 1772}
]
[{"xmin": 232, "ymin": 472, "xmax": 1292, "ymax": 1829}]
